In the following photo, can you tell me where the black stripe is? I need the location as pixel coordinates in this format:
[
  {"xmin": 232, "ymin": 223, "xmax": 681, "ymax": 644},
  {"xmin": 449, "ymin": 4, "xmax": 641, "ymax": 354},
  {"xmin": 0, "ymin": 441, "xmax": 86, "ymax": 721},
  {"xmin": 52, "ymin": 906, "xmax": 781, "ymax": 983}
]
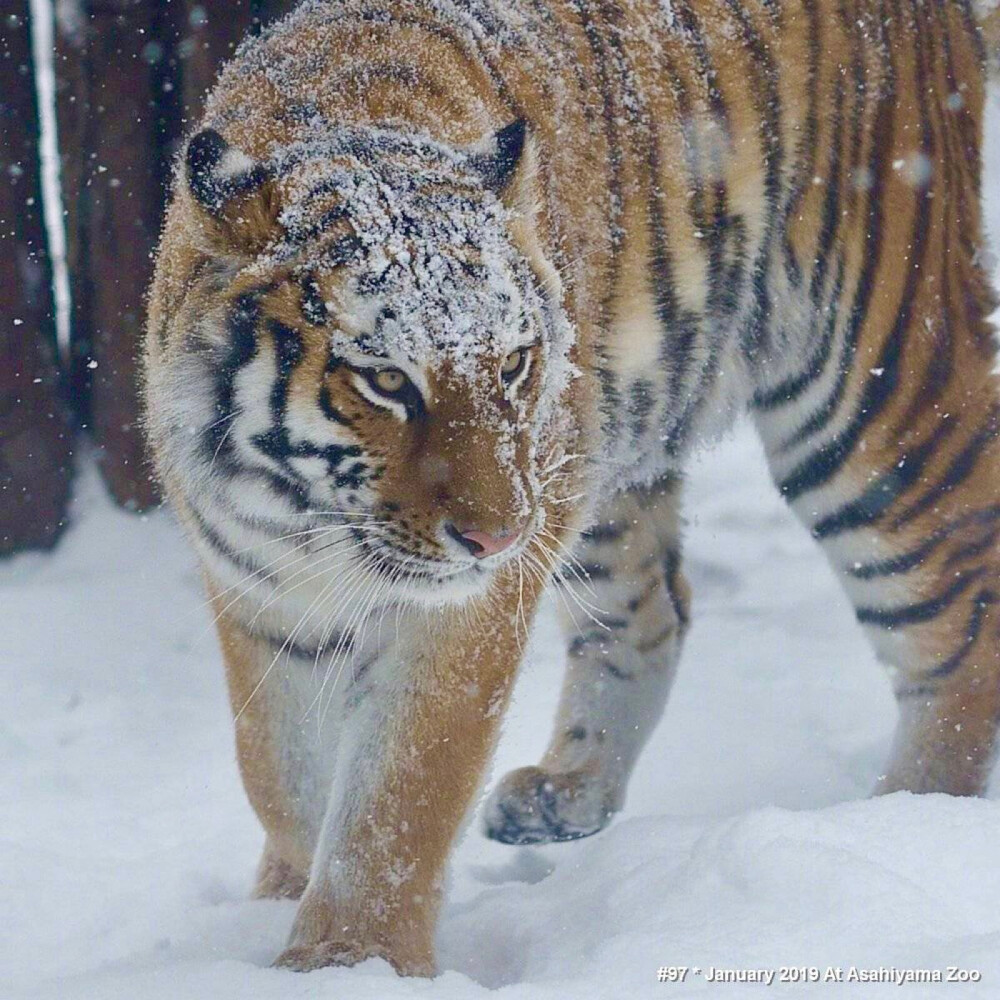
[
  {"xmin": 663, "ymin": 547, "xmax": 690, "ymax": 625},
  {"xmin": 202, "ymin": 290, "xmax": 264, "ymax": 468},
  {"xmin": 578, "ymin": 561, "xmax": 612, "ymax": 582},
  {"xmin": 847, "ymin": 504, "xmax": 1000, "ymax": 579},
  {"xmin": 602, "ymin": 616, "xmax": 630, "ymax": 630},
  {"xmin": 300, "ymin": 272, "xmax": 328, "ymax": 326},
  {"xmin": 891, "ymin": 259, "xmax": 953, "ymax": 434},
  {"xmin": 779, "ymin": 0, "xmax": 822, "ymax": 290},
  {"xmin": 249, "ymin": 325, "xmax": 366, "ymax": 484},
  {"xmin": 673, "ymin": 0, "xmax": 730, "ymax": 128},
  {"xmin": 283, "ymin": 206, "xmax": 351, "ymax": 246},
  {"xmin": 723, "ymin": 0, "xmax": 783, "ymax": 358},
  {"xmin": 595, "ymin": 363, "xmax": 623, "ymax": 445},
  {"xmin": 891, "ymin": 407, "xmax": 1000, "ymax": 528},
  {"xmin": 665, "ymin": 0, "xmax": 743, "ymax": 334},
  {"xmin": 775, "ymin": 8, "xmax": 892, "ymax": 453},
  {"xmin": 600, "ymin": 660, "xmax": 635, "ymax": 681},
  {"xmin": 627, "ymin": 579, "xmax": 659, "ymax": 613},
  {"xmin": 319, "ymin": 384, "xmax": 354, "ymax": 427},
  {"xmin": 645, "ymin": 66, "xmax": 704, "ymax": 411},
  {"xmin": 584, "ymin": 521, "xmax": 627, "ymax": 543},
  {"xmin": 190, "ymin": 505, "xmax": 262, "ymax": 577},
  {"xmin": 658, "ymin": 46, "xmax": 710, "ymax": 294},
  {"xmin": 252, "ymin": 624, "xmax": 355, "ymax": 662},
  {"xmin": 811, "ymin": 417, "xmax": 957, "ymax": 539},
  {"xmin": 807, "ymin": 75, "xmax": 847, "ymax": 307},
  {"xmin": 249, "ymin": 321, "xmax": 305, "ymax": 467},
  {"xmin": 847, "ymin": 534, "xmax": 943, "ymax": 580},
  {"xmin": 856, "ymin": 568, "xmax": 985, "ymax": 628},
  {"xmin": 928, "ymin": 589, "xmax": 997, "ymax": 678},
  {"xmin": 780, "ymin": 75, "xmax": 941, "ymax": 504},
  {"xmin": 956, "ymin": 0, "xmax": 988, "ymax": 70},
  {"xmin": 752, "ymin": 254, "xmax": 845, "ymax": 410},
  {"xmin": 842, "ymin": 0, "xmax": 869, "ymax": 214},
  {"xmin": 568, "ymin": 629, "xmax": 608, "ymax": 656},
  {"xmin": 260, "ymin": 470, "xmax": 311, "ymax": 511},
  {"xmin": 576, "ymin": 2, "xmax": 625, "ymax": 445},
  {"xmin": 891, "ymin": 2, "xmax": 955, "ymax": 433},
  {"xmin": 629, "ymin": 378, "xmax": 655, "ymax": 443}
]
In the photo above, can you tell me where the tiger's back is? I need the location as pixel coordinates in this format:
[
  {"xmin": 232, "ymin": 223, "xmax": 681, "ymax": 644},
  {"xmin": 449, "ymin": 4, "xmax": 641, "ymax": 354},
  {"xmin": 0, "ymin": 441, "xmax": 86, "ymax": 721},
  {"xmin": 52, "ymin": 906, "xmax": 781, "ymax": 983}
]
[
  {"xmin": 145, "ymin": 0, "xmax": 1000, "ymax": 977},
  {"xmin": 151, "ymin": 0, "xmax": 991, "ymax": 474}
]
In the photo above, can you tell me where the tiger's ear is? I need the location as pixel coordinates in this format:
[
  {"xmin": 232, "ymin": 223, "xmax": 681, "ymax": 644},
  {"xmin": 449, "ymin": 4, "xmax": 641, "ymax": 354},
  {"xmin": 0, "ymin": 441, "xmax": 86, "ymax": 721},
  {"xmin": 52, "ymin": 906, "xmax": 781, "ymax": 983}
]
[
  {"xmin": 185, "ymin": 128, "xmax": 279, "ymax": 256},
  {"xmin": 469, "ymin": 119, "xmax": 529, "ymax": 198}
]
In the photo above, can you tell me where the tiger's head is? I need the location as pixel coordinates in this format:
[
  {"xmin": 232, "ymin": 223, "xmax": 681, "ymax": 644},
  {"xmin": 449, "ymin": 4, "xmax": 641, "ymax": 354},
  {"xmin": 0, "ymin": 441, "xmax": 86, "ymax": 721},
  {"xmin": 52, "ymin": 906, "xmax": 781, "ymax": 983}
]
[{"xmin": 155, "ymin": 121, "xmax": 580, "ymax": 606}]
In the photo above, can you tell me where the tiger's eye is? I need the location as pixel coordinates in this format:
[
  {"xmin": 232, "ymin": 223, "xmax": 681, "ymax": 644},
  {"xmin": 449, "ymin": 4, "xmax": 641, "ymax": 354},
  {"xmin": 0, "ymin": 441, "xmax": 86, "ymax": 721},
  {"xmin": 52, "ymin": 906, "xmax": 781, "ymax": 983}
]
[
  {"xmin": 501, "ymin": 349, "xmax": 525, "ymax": 378},
  {"xmin": 373, "ymin": 368, "xmax": 407, "ymax": 394}
]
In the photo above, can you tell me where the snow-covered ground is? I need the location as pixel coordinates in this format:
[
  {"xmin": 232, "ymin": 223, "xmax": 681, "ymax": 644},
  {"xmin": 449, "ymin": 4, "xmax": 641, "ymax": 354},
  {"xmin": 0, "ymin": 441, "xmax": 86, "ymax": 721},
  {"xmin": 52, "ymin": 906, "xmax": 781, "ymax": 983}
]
[{"xmin": 5, "ymin": 91, "xmax": 1000, "ymax": 1000}]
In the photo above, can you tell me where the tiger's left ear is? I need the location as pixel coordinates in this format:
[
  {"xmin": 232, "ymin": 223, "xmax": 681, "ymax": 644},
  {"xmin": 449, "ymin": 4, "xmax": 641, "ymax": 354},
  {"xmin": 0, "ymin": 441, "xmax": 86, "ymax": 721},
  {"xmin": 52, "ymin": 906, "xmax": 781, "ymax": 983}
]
[
  {"xmin": 469, "ymin": 119, "xmax": 533, "ymax": 206},
  {"xmin": 185, "ymin": 128, "xmax": 280, "ymax": 257}
]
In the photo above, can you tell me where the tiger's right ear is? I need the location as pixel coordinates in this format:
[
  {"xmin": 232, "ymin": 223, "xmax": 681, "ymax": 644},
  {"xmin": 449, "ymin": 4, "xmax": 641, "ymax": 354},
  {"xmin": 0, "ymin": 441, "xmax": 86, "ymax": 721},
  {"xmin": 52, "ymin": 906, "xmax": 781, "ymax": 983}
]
[{"xmin": 185, "ymin": 129, "xmax": 279, "ymax": 256}]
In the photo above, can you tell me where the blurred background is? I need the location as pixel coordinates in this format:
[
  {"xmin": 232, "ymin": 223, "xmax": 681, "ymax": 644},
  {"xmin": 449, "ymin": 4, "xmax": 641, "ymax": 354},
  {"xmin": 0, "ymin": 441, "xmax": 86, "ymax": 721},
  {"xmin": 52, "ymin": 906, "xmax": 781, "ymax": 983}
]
[{"xmin": 2, "ymin": 0, "xmax": 299, "ymax": 555}]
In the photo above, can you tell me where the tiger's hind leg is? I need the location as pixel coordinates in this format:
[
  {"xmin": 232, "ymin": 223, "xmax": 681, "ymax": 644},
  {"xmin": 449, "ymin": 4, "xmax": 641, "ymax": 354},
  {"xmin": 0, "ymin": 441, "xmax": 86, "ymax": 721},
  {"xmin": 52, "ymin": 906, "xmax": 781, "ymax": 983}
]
[
  {"xmin": 748, "ymin": 0, "xmax": 1000, "ymax": 796},
  {"xmin": 752, "ymin": 184, "xmax": 1000, "ymax": 794},
  {"xmin": 755, "ymin": 358, "xmax": 1000, "ymax": 798},
  {"xmin": 484, "ymin": 475, "xmax": 689, "ymax": 844}
]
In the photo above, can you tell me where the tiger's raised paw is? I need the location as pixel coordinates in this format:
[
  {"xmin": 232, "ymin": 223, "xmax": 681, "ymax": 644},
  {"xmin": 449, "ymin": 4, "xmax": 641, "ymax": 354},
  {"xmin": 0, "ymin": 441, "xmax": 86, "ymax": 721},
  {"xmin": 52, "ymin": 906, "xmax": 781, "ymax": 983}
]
[{"xmin": 483, "ymin": 766, "xmax": 616, "ymax": 845}]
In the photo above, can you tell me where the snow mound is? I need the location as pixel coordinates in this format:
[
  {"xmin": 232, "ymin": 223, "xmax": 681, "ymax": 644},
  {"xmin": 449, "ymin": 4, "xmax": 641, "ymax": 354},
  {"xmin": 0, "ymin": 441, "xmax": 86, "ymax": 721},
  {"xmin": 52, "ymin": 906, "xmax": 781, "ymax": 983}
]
[{"xmin": 5, "ymin": 427, "xmax": 1000, "ymax": 999}]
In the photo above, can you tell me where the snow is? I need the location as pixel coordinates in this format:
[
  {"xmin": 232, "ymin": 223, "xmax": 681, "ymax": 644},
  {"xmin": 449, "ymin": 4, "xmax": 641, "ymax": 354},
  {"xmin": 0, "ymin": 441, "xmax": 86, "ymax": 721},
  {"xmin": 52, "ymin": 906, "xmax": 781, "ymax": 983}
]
[
  {"xmin": 6, "ymin": 424, "xmax": 1000, "ymax": 999},
  {"xmin": 6, "ymin": 73, "xmax": 1000, "ymax": 1000}
]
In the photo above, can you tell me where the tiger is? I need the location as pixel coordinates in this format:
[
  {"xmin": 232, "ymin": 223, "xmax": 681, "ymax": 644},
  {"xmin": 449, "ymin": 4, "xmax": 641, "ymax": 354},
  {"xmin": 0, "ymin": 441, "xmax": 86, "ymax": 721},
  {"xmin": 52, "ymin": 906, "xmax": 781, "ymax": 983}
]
[{"xmin": 144, "ymin": 0, "xmax": 1000, "ymax": 978}]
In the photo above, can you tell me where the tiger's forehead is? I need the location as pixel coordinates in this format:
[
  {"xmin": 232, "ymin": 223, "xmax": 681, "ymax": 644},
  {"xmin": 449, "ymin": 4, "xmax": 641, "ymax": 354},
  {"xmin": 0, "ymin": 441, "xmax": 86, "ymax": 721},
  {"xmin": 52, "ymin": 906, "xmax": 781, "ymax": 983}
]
[
  {"xmin": 269, "ymin": 154, "xmax": 532, "ymax": 374},
  {"xmin": 267, "ymin": 130, "xmax": 511, "ymax": 263},
  {"xmin": 318, "ymin": 254, "xmax": 528, "ymax": 372}
]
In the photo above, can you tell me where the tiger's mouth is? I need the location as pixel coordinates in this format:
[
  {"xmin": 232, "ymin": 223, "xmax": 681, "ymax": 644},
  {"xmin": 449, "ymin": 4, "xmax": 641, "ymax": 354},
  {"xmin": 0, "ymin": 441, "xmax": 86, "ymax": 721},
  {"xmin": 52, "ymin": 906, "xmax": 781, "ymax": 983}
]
[{"xmin": 356, "ymin": 527, "xmax": 528, "ymax": 604}]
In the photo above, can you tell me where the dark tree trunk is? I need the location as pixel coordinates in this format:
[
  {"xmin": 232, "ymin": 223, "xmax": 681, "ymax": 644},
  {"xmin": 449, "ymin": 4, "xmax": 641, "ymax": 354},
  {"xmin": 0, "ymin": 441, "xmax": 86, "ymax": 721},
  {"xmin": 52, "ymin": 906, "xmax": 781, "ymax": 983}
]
[
  {"xmin": 53, "ymin": 0, "xmax": 171, "ymax": 511},
  {"xmin": 3, "ymin": 0, "xmax": 301, "ymax": 555},
  {"xmin": 0, "ymin": 5, "xmax": 75, "ymax": 555},
  {"xmin": 50, "ymin": 0, "xmax": 295, "ymax": 513}
]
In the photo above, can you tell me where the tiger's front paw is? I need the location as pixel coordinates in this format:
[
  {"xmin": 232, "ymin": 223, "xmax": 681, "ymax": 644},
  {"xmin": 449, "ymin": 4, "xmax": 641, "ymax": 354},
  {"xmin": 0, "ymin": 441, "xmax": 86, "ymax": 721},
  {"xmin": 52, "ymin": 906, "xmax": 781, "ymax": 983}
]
[
  {"xmin": 274, "ymin": 940, "xmax": 371, "ymax": 973},
  {"xmin": 275, "ymin": 891, "xmax": 436, "ymax": 977},
  {"xmin": 274, "ymin": 938, "xmax": 435, "ymax": 977},
  {"xmin": 483, "ymin": 765, "xmax": 616, "ymax": 845}
]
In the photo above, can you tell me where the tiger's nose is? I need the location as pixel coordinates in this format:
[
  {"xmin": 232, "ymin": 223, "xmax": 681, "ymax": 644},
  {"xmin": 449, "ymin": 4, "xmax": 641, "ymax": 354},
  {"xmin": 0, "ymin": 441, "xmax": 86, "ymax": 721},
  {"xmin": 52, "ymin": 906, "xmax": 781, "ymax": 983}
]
[{"xmin": 446, "ymin": 521, "xmax": 525, "ymax": 558}]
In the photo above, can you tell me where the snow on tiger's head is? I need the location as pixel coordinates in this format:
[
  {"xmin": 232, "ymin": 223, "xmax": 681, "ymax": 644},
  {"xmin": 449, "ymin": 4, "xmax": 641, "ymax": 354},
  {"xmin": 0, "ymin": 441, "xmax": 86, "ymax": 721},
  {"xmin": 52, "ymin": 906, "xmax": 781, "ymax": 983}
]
[{"xmin": 168, "ymin": 121, "xmax": 579, "ymax": 602}]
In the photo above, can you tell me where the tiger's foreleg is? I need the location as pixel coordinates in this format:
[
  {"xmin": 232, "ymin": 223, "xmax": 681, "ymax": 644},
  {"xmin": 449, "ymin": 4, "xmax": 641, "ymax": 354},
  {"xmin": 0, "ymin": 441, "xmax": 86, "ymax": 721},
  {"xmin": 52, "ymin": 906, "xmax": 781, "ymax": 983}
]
[
  {"xmin": 272, "ymin": 570, "xmax": 544, "ymax": 977},
  {"xmin": 485, "ymin": 476, "xmax": 689, "ymax": 843},
  {"xmin": 214, "ymin": 608, "xmax": 333, "ymax": 902}
]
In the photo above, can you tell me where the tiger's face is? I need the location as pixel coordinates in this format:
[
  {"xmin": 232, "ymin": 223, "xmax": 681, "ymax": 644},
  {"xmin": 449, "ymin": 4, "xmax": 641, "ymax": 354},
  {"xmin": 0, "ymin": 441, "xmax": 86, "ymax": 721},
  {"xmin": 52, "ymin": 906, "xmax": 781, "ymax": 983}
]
[{"xmin": 167, "ymin": 124, "xmax": 576, "ymax": 605}]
